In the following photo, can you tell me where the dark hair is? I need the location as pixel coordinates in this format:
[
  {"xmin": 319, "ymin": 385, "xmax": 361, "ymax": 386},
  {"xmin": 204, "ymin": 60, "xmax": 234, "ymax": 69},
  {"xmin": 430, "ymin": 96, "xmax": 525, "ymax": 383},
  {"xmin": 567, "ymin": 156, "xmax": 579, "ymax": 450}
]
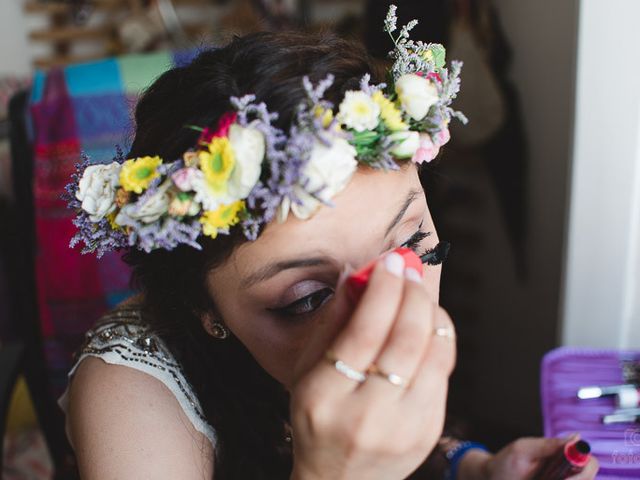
[
  {"xmin": 123, "ymin": 31, "xmax": 448, "ymax": 479},
  {"xmin": 123, "ymin": 31, "xmax": 384, "ymax": 479}
]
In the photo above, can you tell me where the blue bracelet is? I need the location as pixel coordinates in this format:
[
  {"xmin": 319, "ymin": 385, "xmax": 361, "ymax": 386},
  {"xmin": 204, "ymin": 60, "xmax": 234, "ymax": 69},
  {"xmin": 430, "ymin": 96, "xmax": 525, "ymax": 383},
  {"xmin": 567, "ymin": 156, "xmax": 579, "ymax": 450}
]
[{"xmin": 445, "ymin": 441, "xmax": 490, "ymax": 480}]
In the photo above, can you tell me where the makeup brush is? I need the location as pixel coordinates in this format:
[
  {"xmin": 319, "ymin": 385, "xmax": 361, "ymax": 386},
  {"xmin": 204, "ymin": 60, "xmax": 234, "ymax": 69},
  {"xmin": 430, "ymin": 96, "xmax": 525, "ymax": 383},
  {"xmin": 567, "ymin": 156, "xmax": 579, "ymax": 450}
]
[{"xmin": 420, "ymin": 241, "xmax": 450, "ymax": 265}]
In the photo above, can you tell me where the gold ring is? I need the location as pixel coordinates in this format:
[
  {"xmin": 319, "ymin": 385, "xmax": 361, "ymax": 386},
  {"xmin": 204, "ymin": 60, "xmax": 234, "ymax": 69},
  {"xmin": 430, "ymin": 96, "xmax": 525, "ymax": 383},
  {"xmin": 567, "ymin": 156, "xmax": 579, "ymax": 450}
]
[
  {"xmin": 325, "ymin": 350, "xmax": 367, "ymax": 383},
  {"xmin": 433, "ymin": 326, "xmax": 455, "ymax": 341},
  {"xmin": 366, "ymin": 364, "xmax": 408, "ymax": 389}
]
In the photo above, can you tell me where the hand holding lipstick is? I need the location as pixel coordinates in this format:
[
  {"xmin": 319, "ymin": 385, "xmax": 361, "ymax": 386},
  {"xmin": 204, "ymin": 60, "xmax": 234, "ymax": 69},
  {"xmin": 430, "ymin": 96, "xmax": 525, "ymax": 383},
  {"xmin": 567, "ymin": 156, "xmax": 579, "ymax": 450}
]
[{"xmin": 460, "ymin": 434, "xmax": 599, "ymax": 480}]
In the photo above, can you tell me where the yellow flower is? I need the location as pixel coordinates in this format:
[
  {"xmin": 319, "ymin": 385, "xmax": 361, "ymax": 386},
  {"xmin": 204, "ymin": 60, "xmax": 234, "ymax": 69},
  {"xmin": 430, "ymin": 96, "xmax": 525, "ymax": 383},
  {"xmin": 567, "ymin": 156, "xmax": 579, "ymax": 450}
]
[
  {"xmin": 421, "ymin": 50, "xmax": 434, "ymax": 62},
  {"xmin": 372, "ymin": 91, "xmax": 408, "ymax": 131},
  {"xmin": 313, "ymin": 105, "xmax": 334, "ymax": 128},
  {"xmin": 120, "ymin": 156, "xmax": 162, "ymax": 194},
  {"xmin": 106, "ymin": 211, "xmax": 125, "ymax": 232},
  {"xmin": 200, "ymin": 200, "xmax": 245, "ymax": 239},
  {"xmin": 198, "ymin": 137, "xmax": 235, "ymax": 196}
]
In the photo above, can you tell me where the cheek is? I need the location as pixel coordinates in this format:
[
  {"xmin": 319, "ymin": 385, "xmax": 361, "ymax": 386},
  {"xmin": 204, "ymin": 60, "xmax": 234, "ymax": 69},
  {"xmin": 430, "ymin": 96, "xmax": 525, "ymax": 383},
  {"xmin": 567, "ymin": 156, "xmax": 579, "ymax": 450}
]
[
  {"xmin": 225, "ymin": 313, "xmax": 317, "ymax": 387},
  {"xmin": 422, "ymin": 263, "xmax": 442, "ymax": 303}
]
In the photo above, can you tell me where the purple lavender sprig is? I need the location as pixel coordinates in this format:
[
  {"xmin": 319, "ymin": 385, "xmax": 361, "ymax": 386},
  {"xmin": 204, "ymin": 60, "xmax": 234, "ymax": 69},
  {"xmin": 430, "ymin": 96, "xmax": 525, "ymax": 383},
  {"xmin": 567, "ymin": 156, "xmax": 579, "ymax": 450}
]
[
  {"xmin": 130, "ymin": 217, "xmax": 202, "ymax": 253},
  {"xmin": 69, "ymin": 212, "xmax": 129, "ymax": 258},
  {"xmin": 231, "ymin": 94, "xmax": 301, "ymax": 236}
]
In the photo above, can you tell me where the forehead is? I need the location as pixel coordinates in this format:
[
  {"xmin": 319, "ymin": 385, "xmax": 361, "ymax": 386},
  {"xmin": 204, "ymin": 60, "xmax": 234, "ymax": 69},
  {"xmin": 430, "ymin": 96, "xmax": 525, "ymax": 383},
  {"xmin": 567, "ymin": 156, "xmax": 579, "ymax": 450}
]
[{"xmin": 239, "ymin": 164, "xmax": 423, "ymax": 258}]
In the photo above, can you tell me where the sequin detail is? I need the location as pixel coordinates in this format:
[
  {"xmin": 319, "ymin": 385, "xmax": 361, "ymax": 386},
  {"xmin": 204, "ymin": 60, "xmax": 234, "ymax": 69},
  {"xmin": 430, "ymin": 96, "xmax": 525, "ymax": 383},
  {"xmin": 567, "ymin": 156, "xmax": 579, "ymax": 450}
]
[{"xmin": 61, "ymin": 306, "xmax": 216, "ymax": 448}]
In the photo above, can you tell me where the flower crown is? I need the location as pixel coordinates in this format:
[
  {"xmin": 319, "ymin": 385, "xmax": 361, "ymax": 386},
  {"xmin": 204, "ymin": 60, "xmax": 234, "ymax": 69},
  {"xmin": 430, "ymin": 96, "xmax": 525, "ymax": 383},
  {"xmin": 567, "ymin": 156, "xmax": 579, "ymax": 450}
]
[{"xmin": 65, "ymin": 5, "xmax": 466, "ymax": 257}]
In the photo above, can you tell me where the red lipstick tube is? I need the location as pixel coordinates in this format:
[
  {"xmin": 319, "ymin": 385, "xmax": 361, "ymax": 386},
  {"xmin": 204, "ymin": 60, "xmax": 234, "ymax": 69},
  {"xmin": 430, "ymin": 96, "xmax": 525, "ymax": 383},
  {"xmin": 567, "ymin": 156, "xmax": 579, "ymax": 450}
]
[
  {"xmin": 346, "ymin": 247, "xmax": 423, "ymax": 304},
  {"xmin": 533, "ymin": 439, "xmax": 591, "ymax": 480}
]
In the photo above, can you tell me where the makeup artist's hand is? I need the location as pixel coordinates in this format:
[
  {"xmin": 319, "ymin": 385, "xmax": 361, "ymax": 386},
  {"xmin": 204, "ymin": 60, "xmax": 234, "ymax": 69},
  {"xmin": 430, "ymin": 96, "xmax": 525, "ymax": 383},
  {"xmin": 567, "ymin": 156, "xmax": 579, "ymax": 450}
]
[
  {"xmin": 459, "ymin": 435, "xmax": 599, "ymax": 480},
  {"xmin": 289, "ymin": 252, "xmax": 456, "ymax": 480}
]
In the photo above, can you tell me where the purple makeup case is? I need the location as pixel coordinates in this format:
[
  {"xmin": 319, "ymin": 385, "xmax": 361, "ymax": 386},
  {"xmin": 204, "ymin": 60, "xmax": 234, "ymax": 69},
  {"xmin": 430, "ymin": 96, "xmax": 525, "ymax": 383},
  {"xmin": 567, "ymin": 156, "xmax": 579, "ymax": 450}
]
[{"xmin": 541, "ymin": 347, "xmax": 640, "ymax": 479}]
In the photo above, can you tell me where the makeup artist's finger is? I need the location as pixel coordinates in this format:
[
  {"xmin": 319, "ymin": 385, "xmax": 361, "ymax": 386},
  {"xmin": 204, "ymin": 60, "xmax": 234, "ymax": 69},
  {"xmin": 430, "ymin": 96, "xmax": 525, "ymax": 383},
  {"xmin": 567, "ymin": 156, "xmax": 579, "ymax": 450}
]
[
  {"xmin": 567, "ymin": 456, "xmax": 599, "ymax": 480},
  {"xmin": 524, "ymin": 437, "xmax": 573, "ymax": 461},
  {"xmin": 291, "ymin": 265, "xmax": 354, "ymax": 385},
  {"xmin": 357, "ymin": 269, "xmax": 434, "ymax": 398},
  {"xmin": 312, "ymin": 252, "xmax": 406, "ymax": 394}
]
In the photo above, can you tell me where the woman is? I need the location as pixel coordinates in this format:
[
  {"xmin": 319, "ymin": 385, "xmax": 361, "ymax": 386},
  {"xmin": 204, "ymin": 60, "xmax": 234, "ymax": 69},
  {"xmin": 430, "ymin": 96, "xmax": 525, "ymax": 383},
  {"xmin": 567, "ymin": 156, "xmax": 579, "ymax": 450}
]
[{"xmin": 62, "ymin": 7, "xmax": 598, "ymax": 479}]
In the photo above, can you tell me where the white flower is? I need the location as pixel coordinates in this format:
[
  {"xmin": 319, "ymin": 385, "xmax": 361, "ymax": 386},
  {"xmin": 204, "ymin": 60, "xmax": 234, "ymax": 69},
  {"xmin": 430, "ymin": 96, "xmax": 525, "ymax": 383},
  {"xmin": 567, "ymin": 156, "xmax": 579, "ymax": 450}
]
[
  {"xmin": 279, "ymin": 137, "xmax": 358, "ymax": 221},
  {"xmin": 227, "ymin": 124, "xmax": 265, "ymax": 199},
  {"xmin": 395, "ymin": 74, "xmax": 439, "ymax": 121},
  {"xmin": 75, "ymin": 162, "xmax": 120, "ymax": 221},
  {"xmin": 190, "ymin": 170, "xmax": 233, "ymax": 211},
  {"xmin": 337, "ymin": 91, "xmax": 380, "ymax": 132},
  {"xmin": 389, "ymin": 130, "xmax": 420, "ymax": 158},
  {"xmin": 115, "ymin": 182, "xmax": 170, "ymax": 225},
  {"xmin": 276, "ymin": 196, "xmax": 292, "ymax": 224},
  {"xmin": 171, "ymin": 167, "xmax": 199, "ymax": 192}
]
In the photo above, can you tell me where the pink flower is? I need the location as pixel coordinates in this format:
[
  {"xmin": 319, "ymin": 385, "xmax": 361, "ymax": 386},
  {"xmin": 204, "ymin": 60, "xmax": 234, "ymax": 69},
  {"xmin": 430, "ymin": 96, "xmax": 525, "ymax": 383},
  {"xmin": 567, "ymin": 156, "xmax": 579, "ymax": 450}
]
[
  {"xmin": 198, "ymin": 111, "xmax": 238, "ymax": 143},
  {"xmin": 171, "ymin": 167, "xmax": 199, "ymax": 192},
  {"xmin": 435, "ymin": 127, "xmax": 450, "ymax": 147},
  {"xmin": 411, "ymin": 133, "xmax": 440, "ymax": 164},
  {"xmin": 426, "ymin": 72, "xmax": 442, "ymax": 84}
]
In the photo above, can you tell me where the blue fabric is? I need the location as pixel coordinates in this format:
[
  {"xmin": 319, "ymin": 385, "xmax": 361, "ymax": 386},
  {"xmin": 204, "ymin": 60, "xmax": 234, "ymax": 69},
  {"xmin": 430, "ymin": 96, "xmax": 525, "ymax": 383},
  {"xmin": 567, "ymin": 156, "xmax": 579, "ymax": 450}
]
[{"xmin": 64, "ymin": 58, "xmax": 122, "ymax": 96}]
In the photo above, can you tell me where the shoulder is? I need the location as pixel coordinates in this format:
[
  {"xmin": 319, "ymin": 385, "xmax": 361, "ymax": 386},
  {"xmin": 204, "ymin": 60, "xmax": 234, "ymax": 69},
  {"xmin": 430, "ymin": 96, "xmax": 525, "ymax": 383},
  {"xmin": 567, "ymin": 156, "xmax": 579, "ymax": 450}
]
[
  {"xmin": 65, "ymin": 310, "xmax": 215, "ymax": 479},
  {"xmin": 67, "ymin": 356, "xmax": 215, "ymax": 479}
]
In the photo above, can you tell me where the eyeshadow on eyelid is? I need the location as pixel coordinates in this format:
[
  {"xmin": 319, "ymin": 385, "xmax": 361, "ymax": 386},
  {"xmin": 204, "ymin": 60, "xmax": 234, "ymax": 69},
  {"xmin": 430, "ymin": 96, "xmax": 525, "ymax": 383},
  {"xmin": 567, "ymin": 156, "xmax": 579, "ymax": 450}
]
[{"xmin": 279, "ymin": 280, "xmax": 327, "ymax": 305}]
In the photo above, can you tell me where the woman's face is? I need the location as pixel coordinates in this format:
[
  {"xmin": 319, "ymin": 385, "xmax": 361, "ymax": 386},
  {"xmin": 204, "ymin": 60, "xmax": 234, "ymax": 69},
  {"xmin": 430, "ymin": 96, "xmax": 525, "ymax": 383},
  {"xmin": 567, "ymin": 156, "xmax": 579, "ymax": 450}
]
[{"xmin": 205, "ymin": 164, "xmax": 441, "ymax": 388}]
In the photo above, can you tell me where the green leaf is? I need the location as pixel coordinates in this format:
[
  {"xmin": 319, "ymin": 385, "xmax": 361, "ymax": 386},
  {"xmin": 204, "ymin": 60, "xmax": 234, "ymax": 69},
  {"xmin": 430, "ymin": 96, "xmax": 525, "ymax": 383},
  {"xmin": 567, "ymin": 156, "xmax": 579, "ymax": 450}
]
[
  {"xmin": 429, "ymin": 44, "xmax": 446, "ymax": 69},
  {"xmin": 352, "ymin": 130, "xmax": 380, "ymax": 146}
]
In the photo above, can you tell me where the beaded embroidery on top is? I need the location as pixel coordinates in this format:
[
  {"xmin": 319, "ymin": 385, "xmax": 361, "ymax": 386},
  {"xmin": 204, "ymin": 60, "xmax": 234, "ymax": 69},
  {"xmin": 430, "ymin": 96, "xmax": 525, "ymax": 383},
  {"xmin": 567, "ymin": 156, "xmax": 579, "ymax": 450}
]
[{"xmin": 59, "ymin": 306, "xmax": 217, "ymax": 449}]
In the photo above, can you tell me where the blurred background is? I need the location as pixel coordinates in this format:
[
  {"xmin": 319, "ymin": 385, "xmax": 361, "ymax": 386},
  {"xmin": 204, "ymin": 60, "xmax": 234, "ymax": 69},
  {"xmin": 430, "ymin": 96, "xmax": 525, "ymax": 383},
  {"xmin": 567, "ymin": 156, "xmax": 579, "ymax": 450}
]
[{"xmin": 0, "ymin": 0, "xmax": 639, "ymax": 478}]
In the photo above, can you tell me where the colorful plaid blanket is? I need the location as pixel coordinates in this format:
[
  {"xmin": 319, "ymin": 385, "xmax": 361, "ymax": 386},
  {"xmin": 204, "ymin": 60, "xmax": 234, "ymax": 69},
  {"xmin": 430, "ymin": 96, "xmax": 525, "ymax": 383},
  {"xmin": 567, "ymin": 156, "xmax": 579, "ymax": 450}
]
[{"xmin": 28, "ymin": 50, "xmax": 198, "ymax": 394}]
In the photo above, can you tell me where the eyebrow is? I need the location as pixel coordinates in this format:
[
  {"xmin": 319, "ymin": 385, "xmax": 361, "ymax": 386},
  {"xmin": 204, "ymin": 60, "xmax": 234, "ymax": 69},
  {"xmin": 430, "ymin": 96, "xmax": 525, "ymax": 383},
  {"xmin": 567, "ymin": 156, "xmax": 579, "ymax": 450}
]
[
  {"xmin": 240, "ymin": 188, "xmax": 421, "ymax": 288},
  {"xmin": 240, "ymin": 256, "xmax": 332, "ymax": 289},
  {"xmin": 384, "ymin": 188, "xmax": 421, "ymax": 237}
]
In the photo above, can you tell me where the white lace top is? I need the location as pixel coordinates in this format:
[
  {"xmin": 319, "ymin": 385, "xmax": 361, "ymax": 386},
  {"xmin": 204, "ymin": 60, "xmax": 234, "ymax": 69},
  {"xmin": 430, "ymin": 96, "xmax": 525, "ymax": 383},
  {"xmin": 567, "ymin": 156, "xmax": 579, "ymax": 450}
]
[{"xmin": 58, "ymin": 306, "xmax": 217, "ymax": 449}]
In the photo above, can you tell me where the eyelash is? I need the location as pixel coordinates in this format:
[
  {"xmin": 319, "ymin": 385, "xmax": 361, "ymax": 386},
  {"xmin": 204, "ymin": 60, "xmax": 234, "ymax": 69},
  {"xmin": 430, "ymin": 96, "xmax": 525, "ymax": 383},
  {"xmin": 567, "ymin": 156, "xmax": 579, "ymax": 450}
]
[
  {"xmin": 271, "ymin": 225, "xmax": 431, "ymax": 319},
  {"xmin": 270, "ymin": 287, "xmax": 334, "ymax": 318},
  {"xmin": 401, "ymin": 226, "xmax": 431, "ymax": 253}
]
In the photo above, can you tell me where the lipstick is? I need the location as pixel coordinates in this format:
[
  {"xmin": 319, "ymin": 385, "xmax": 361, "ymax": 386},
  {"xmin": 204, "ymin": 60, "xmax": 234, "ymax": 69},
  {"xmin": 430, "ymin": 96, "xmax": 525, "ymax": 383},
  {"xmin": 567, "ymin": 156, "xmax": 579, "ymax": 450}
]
[
  {"xmin": 346, "ymin": 247, "xmax": 423, "ymax": 304},
  {"xmin": 533, "ymin": 439, "xmax": 591, "ymax": 480}
]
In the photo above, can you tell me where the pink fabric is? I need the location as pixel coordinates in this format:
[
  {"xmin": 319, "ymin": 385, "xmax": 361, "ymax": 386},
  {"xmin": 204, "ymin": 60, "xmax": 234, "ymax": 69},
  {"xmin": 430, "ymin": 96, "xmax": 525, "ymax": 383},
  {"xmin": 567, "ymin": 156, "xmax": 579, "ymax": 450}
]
[{"xmin": 27, "ymin": 51, "xmax": 196, "ymax": 394}]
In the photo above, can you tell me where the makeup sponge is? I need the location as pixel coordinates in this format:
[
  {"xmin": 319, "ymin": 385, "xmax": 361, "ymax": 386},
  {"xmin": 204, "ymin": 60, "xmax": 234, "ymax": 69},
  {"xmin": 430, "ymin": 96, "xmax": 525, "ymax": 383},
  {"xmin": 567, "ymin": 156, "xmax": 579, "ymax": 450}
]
[{"xmin": 346, "ymin": 247, "xmax": 423, "ymax": 304}]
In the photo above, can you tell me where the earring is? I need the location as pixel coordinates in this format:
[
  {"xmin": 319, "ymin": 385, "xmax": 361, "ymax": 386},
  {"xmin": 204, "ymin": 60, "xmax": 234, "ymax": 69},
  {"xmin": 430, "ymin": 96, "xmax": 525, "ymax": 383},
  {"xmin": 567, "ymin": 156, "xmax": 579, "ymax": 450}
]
[{"xmin": 210, "ymin": 322, "xmax": 229, "ymax": 340}]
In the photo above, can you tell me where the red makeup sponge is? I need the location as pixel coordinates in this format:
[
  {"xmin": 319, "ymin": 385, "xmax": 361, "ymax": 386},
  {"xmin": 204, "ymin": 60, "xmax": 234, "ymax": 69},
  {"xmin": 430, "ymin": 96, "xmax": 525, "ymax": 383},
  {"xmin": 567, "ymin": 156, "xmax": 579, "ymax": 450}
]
[{"xmin": 346, "ymin": 247, "xmax": 423, "ymax": 304}]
